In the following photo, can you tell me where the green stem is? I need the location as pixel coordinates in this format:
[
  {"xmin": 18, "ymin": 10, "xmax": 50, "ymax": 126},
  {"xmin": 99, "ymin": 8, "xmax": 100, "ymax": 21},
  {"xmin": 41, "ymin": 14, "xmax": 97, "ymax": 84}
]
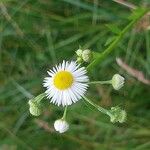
[
  {"xmin": 32, "ymin": 93, "xmax": 46, "ymax": 103},
  {"xmin": 62, "ymin": 106, "xmax": 68, "ymax": 120},
  {"xmin": 83, "ymin": 96, "xmax": 112, "ymax": 117},
  {"xmin": 87, "ymin": 8, "xmax": 148, "ymax": 71},
  {"xmin": 88, "ymin": 80, "xmax": 112, "ymax": 85}
]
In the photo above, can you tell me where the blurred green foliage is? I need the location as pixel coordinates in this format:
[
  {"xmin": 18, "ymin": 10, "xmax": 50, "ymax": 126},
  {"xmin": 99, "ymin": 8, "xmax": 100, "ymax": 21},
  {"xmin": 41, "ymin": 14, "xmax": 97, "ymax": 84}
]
[{"xmin": 0, "ymin": 0, "xmax": 150, "ymax": 150}]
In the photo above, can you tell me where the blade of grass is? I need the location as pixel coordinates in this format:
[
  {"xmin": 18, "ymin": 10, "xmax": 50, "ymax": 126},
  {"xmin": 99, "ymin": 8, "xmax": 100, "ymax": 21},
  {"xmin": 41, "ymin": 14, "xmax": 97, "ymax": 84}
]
[
  {"xmin": 0, "ymin": 123, "xmax": 33, "ymax": 150},
  {"xmin": 55, "ymin": 33, "xmax": 83, "ymax": 50},
  {"xmin": 62, "ymin": 0, "xmax": 117, "ymax": 20},
  {"xmin": 46, "ymin": 30, "xmax": 57, "ymax": 65}
]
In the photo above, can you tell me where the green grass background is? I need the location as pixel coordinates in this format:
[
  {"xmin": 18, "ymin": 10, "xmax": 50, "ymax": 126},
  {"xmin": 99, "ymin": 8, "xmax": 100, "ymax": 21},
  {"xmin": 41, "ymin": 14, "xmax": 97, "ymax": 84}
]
[{"xmin": 0, "ymin": 0, "xmax": 150, "ymax": 150}]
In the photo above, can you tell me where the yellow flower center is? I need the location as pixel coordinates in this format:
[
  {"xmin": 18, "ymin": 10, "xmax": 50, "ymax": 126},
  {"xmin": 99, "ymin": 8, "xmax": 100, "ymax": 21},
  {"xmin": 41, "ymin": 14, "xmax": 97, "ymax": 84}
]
[{"xmin": 54, "ymin": 71, "xmax": 74, "ymax": 90}]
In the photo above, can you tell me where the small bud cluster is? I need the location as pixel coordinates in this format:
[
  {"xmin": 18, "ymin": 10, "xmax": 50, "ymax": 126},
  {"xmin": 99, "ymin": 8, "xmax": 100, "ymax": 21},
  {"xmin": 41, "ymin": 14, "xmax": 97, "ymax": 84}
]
[{"xmin": 76, "ymin": 48, "xmax": 93, "ymax": 63}]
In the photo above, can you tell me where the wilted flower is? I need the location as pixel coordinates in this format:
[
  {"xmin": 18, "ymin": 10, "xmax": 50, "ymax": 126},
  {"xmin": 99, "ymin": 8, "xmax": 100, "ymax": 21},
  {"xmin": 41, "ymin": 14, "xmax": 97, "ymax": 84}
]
[
  {"xmin": 54, "ymin": 119, "xmax": 69, "ymax": 133},
  {"xmin": 111, "ymin": 74, "xmax": 125, "ymax": 90}
]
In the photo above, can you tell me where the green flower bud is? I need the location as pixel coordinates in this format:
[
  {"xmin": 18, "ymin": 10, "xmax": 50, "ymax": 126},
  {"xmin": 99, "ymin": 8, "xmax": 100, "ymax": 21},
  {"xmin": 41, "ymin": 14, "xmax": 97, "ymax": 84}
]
[
  {"xmin": 109, "ymin": 106, "xmax": 127, "ymax": 123},
  {"xmin": 28, "ymin": 100, "xmax": 42, "ymax": 116},
  {"xmin": 77, "ymin": 57, "xmax": 83, "ymax": 63},
  {"xmin": 76, "ymin": 49, "xmax": 83, "ymax": 57},
  {"xmin": 111, "ymin": 74, "xmax": 125, "ymax": 90},
  {"xmin": 28, "ymin": 93, "xmax": 45, "ymax": 116},
  {"xmin": 76, "ymin": 48, "xmax": 93, "ymax": 63},
  {"xmin": 82, "ymin": 49, "xmax": 93, "ymax": 63}
]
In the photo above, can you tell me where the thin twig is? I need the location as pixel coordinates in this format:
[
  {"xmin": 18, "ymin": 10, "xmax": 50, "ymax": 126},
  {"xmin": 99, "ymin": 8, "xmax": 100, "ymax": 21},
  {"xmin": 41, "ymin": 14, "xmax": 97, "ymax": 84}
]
[
  {"xmin": 35, "ymin": 119, "xmax": 98, "ymax": 148},
  {"xmin": 0, "ymin": 123, "xmax": 33, "ymax": 150},
  {"xmin": 113, "ymin": 0, "xmax": 150, "ymax": 15},
  {"xmin": 0, "ymin": 2, "xmax": 24, "ymax": 37},
  {"xmin": 113, "ymin": 0, "xmax": 137, "ymax": 9},
  {"xmin": 116, "ymin": 57, "xmax": 150, "ymax": 85},
  {"xmin": 0, "ymin": 2, "xmax": 45, "ymax": 52},
  {"xmin": 34, "ymin": 119, "xmax": 54, "ymax": 132}
]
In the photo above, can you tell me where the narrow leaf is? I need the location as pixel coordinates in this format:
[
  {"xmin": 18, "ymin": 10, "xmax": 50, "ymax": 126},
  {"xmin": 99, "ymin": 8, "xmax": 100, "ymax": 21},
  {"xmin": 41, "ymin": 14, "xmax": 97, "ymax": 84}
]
[{"xmin": 106, "ymin": 24, "xmax": 121, "ymax": 34}]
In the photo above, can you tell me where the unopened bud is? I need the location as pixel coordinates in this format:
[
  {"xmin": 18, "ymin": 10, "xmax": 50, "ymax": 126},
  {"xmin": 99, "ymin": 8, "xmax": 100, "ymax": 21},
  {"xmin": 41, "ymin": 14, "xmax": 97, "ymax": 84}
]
[
  {"xmin": 82, "ymin": 49, "xmax": 93, "ymax": 62},
  {"xmin": 112, "ymin": 74, "xmax": 125, "ymax": 90},
  {"xmin": 54, "ymin": 119, "xmax": 69, "ymax": 133},
  {"xmin": 109, "ymin": 106, "xmax": 127, "ymax": 123},
  {"xmin": 76, "ymin": 49, "xmax": 83, "ymax": 57},
  {"xmin": 28, "ymin": 100, "xmax": 42, "ymax": 116},
  {"xmin": 77, "ymin": 57, "xmax": 83, "ymax": 63}
]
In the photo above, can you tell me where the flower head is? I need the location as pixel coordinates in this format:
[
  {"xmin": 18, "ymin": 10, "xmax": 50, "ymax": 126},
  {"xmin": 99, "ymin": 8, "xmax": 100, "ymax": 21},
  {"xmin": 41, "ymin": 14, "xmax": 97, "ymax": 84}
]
[
  {"xmin": 43, "ymin": 61, "xmax": 89, "ymax": 106},
  {"xmin": 109, "ymin": 106, "xmax": 127, "ymax": 123},
  {"xmin": 54, "ymin": 119, "xmax": 69, "ymax": 133},
  {"xmin": 28, "ymin": 100, "xmax": 42, "ymax": 116},
  {"xmin": 82, "ymin": 49, "xmax": 93, "ymax": 62},
  {"xmin": 76, "ymin": 49, "xmax": 93, "ymax": 63},
  {"xmin": 112, "ymin": 74, "xmax": 125, "ymax": 90}
]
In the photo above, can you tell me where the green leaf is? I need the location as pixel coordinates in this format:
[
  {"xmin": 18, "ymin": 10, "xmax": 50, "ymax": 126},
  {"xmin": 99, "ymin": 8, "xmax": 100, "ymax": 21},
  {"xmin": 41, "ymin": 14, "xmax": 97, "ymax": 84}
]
[{"xmin": 106, "ymin": 24, "xmax": 121, "ymax": 34}]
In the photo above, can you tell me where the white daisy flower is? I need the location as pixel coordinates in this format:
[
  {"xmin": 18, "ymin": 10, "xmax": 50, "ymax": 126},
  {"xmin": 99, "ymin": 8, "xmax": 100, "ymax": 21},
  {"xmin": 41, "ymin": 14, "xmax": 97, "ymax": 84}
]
[{"xmin": 43, "ymin": 60, "xmax": 89, "ymax": 106}]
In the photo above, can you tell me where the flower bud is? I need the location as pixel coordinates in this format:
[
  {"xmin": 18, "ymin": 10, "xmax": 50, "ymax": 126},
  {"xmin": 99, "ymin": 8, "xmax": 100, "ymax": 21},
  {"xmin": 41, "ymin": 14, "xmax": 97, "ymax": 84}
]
[
  {"xmin": 82, "ymin": 49, "xmax": 93, "ymax": 62},
  {"xmin": 76, "ymin": 49, "xmax": 83, "ymax": 57},
  {"xmin": 28, "ymin": 100, "xmax": 42, "ymax": 116},
  {"xmin": 54, "ymin": 119, "xmax": 69, "ymax": 133},
  {"xmin": 109, "ymin": 106, "xmax": 127, "ymax": 123},
  {"xmin": 111, "ymin": 74, "xmax": 125, "ymax": 90},
  {"xmin": 77, "ymin": 57, "xmax": 83, "ymax": 63},
  {"xmin": 118, "ymin": 109, "xmax": 127, "ymax": 123}
]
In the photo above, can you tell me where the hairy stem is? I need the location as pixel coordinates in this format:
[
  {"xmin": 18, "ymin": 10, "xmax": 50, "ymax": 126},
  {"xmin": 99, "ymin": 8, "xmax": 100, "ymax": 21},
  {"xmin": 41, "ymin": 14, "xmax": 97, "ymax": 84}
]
[
  {"xmin": 62, "ymin": 106, "xmax": 68, "ymax": 120},
  {"xmin": 87, "ymin": 8, "xmax": 148, "ymax": 71},
  {"xmin": 88, "ymin": 80, "xmax": 112, "ymax": 85},
  {"xmin": 83, "ymin": 96, "xmax": 112, "ymax": 117}
]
